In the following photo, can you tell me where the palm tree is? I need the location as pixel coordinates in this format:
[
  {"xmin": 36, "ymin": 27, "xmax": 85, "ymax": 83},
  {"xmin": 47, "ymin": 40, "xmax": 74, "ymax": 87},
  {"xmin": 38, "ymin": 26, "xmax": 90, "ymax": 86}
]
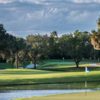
[
  {"xmin": 97, "ymin": 18, "xmax": 100, "ymax": 28},
  {"xmin": 90, "ymin": 18, "xmax": 100, "ymax": 50},
  {"xmin": 50, "ymin": 31, "xmax": 58, "ymax": 37}
]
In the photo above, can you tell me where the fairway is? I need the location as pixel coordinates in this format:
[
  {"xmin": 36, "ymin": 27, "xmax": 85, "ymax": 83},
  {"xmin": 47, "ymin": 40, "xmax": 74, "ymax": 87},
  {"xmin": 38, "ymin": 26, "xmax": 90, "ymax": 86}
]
[
  {"xmin": 12, "ymin": 91, "xmax": 100, "ymax": 100},
  {"xmin": 0, "ymin": 59, "xmax": 100, "ymax": 86},
  {"xmin": 46, "ymin": 62, "xmax": 75, "ymax": 64},
  {"xmin": 1, "ymin": 68, "xmax": 100, "ymax": 86}
]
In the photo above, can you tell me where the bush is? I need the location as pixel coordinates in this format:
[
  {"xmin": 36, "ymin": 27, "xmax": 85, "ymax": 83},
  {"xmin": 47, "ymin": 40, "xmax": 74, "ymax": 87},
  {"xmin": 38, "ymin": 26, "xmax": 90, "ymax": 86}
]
[
  {"xmin": 38, "ymin": 60, "xmax": 44, "ymax": 66},
  {"xmin": 30, "ymin": 61, "xmax": 33, "ymax": 64},
  {"xmin": 0, "ymin": 57, "xmax": 6, "ymax": 63},
  {"xmin": 37, "ymin": 60, "xmax": 44, "ymax": 69},
  {"xmin": 29, "ymin": 60, "xmax": 44, "ymax": 68},
  {"xmin": 30, "ymin": 60, "xmax": 44, "ymax": 65},
  {"xmin": 14, "ymin": 61, "xmax": 23, "ymax": 67},
  {"xmin": 6, "ymin": 58, "xmax": 12, "ymax": 63},
  {"xmin": 25, "ymin": 61, "xmax": 31, "ymax": 66},
  {"xmin": 0, "ymin": 57, "xmax": 4, "ymax": 62}
]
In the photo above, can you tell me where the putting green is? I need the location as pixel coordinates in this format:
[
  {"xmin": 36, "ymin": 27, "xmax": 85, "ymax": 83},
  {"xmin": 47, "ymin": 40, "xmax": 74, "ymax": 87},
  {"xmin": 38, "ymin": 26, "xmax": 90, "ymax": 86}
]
[
  {"xmin": 13, "ymin": 91, "xmax": 100, "ymax": 100},
  {"xmin": 48, "ymin": 62, "xmax": 75, "ymax": 64}
]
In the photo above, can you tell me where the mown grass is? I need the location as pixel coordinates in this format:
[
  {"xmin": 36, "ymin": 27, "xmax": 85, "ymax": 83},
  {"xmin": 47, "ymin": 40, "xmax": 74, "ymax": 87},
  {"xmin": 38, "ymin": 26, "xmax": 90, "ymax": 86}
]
[
  {"xmin": 0, "ymin": 61, "xmax": 31, "ymax": 69},
  {"xmin": 0, "ymin": 59, "xmax": 100, "ymax": 86},
  {"xmin": 0, "ymin": 63, "xmax": 16, "ymax": 69},
  {"xmin": 0, "ymin": 69, "xmax": 100, "ymax": 86},
  {"xmin": 41, "ymin": 59, "xmax": 100, "ymax": 72}
]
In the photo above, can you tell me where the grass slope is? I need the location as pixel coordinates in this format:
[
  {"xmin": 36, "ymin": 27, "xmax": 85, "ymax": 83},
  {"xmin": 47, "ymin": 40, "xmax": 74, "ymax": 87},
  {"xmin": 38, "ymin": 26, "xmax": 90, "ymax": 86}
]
[
  {"xmin": 0, "ymin": 68, "xmax": 100, "ymax": 86},
  {"xmin": 12, "ymin": 91, "xmax": 100, "ymax": 100},
  {"xmin": 0, "ymin": 59, "xmax": 100, "ymax": 86}
]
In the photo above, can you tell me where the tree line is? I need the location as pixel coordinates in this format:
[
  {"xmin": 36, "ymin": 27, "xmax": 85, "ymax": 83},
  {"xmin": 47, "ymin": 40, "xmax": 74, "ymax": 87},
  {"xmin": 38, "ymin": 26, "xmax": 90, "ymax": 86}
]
[{"xmin": 0, "ymin": 24, "xmax": 100, "ymax": 68}]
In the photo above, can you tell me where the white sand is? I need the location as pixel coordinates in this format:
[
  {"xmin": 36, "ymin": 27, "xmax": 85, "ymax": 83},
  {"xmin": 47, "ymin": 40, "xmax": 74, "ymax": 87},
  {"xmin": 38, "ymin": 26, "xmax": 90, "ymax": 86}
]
[{"xmin": 89, "ymin": 64, "xmax": 98, "ymax": 66}]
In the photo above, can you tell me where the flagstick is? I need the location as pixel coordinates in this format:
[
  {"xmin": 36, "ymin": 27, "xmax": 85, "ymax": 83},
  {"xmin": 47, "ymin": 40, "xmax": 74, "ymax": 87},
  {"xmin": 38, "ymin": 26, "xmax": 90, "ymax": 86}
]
[{"xmin": 85, "ymin": 67, "xmax": 87, "ymax": 96}]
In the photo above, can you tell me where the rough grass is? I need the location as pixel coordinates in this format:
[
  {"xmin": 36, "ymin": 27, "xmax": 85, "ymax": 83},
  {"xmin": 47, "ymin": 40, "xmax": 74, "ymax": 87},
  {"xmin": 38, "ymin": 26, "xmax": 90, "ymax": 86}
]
[{"xmin": 12, "ymin": 91, "xmax": 100, "ymax": 100}]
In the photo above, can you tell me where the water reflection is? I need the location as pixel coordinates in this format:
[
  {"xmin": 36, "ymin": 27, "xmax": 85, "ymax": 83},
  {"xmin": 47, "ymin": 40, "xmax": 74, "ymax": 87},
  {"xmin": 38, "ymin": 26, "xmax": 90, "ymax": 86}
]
[
  {"xmin": 0, "ymin": 81, "xmax": 100, "ymax": 91},
  {"xmin": 0, "ymin": 82, "xmax": 100, "ymax": 100},
  {"xmin": 0, "ymin": 89, "xmax": 95, "ymax": 100}
]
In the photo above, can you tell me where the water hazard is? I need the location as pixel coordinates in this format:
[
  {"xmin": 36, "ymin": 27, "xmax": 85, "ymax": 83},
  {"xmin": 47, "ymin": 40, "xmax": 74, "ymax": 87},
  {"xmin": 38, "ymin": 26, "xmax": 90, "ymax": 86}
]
[
  {"xmin": 0, "ymin": 89, "xmax": 97, "ymax": 100},
  {"xmin": 0, "ymin": 82, "xmax": 100, "ymax": 100}
]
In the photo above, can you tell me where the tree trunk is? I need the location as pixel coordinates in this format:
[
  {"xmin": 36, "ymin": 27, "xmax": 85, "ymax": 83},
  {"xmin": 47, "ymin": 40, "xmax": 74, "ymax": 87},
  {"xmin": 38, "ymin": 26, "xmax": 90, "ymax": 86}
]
[
  {"xmin": 76, "ymin": 62, "xmax": 79, "ymax": 68},
  {"xmin": 32, "ymin": 56, "xmax": 37, "ymax": 69},
  {"xmin": 16, "ymin": 51, "xmax": 18, "ymax": 69},
  {"xmin": 34, "ymin": 62, "xmax": 36, "ymax": 69},
  {"xmin": 94, "ymin": 51, "xmax": 96, "ymax": 60},
  {"xmin": 33, "ymin": 58, "xmax": 36, "ymax": 69},
  {"xmin": 10, "ymin": 50, "xmax": 14, "ymax": 69},
  {"xmin": 23, "ymin": 58, "xmax": 25, "ymax": 69},
  {"xmin": 22, "ymin": 51, "xmax": 25, "ymax": 69},
  {"xmin": 11, "ymin": 57, "xmax": 13, "ymax": 69}
]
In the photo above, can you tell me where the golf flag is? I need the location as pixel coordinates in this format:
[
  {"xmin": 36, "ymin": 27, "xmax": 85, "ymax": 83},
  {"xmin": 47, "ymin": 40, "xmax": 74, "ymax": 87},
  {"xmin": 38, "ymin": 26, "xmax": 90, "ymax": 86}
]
[{"xmin": 85, "ymin": 67, "xmax": 90, "ymax": 73}]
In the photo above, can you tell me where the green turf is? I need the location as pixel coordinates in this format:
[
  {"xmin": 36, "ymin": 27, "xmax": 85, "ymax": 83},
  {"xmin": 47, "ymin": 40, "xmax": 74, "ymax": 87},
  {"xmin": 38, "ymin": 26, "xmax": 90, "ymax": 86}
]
[
  {"xmin": 0, "ymin": 69, "xmax": 100, "ymax": 86},
  {"xmin": 0, "ymin": 63, "xmax": 16, "ymax": 69},
  {"xmin": 41, "ymin": 59, "xmax": 100, "ymax": 72},
  {"xmin": 0, "ymin": 61, "xmax": 31, "ymax": 69},
  {"xmin": 11, "ymin": 91, "xmax": 100, "ymax": 100},
  {"xmin": 0, "ymin": 59, "xmax": 100, "ymax": 86}
]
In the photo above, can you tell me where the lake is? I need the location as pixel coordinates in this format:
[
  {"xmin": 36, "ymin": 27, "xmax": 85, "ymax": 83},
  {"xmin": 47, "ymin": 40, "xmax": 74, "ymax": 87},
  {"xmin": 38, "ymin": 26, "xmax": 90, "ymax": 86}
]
[
  {"xmin": 0, "ymin": 89, "xmax": 97, "ymax": 100},
  {"xmin": 0, "ymin": 82, "xmax": 100, "ymax": 100}
]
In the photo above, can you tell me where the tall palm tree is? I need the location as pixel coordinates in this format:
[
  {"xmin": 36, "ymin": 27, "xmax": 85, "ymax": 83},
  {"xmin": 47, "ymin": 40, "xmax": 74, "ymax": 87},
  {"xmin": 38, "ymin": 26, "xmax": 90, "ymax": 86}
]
[
  {"xmin": 50, "ymin": 31, "xmax": 58, "ymax": 37},
  {"xmin": 90, "ymin": 18, "xmax": 100, "ymax": 50}
]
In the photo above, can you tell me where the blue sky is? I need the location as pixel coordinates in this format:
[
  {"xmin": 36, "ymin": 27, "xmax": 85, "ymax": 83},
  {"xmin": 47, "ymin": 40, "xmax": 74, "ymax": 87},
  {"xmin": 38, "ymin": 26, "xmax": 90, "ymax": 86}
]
[{"xmin": 0, "ymin": 0, "xmax": 100, "ymax": 38}]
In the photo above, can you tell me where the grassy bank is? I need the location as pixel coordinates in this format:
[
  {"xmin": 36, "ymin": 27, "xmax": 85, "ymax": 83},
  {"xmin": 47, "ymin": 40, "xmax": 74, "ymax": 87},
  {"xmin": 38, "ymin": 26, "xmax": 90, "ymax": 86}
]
[
  {"xmin": 1, "ymin": 82, "xmax": 100, "ymax": 91},
  {"xmin": 0, "ymin": 59, "xmax": 100, "ymax": 86},
  {"xmin": 12, "ymin": 91, "xmax": 100, "ymax": 100},
  {"xmin": 0, "ymin": 69, "xmax": 100, "ymax": 86}
]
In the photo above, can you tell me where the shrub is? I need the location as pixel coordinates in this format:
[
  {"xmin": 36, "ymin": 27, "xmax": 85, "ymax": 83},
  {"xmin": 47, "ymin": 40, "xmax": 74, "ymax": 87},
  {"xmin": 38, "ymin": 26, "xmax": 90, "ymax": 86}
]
[
  {"xmin": 6, "ymin": 58, "xmax": 12, "ymax": 63},
  {"xmin": 30, "ymin": 61, "xmax": 33, "ymax": 64},
  {"xmin": 38, "ymin": 60, "xmax": 44, "ymax": 66},
  {"xmin": 14, "ymin": 61, "xmax": 23, "ymax": 67}
]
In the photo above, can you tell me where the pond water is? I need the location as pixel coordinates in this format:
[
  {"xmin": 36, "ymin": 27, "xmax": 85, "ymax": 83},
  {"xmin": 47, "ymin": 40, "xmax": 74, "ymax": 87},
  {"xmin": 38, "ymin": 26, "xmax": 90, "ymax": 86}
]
[
  {"xmin": 0, "ymin": 89, "xmax": 97, "ymax": 100},
  {"xmin": 0, "ymin": 82, "xmax": 100, "ymax": 100}
]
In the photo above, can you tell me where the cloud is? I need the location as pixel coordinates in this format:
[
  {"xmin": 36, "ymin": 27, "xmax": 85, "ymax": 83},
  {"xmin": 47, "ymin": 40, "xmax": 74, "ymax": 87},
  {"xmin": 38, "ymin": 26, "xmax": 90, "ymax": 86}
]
[
  {"xmin": 7, "ymin": 30, "xmax": 51, "ymax": 39},
  {"xmin": 1, "ymin": 0, "xmax": 100, "ymax": 4},
  {"xmin": 20, "ymin": 0, "xmax": 49, "ymax": 5},
  {"xmin": 0, "ymin": 0, "xmax": 49, "ymax": 5},
  {"xmin": 72, "ymin": 0, "xmax": 100, "ymax": 3},
  {"xmin": 26, "ymin": 10, "xmax": 45, "ymax": 20},
  {"xmin": 66, "ymin": 11, "xmax": 90, "ymax": 23},
  {"xmin": 0, "ymin": 0, "xmax": 14, "ymax": 4},
  {"xmin": 0, "ymin": 0, "xmax": 100, "ymax": 38}
]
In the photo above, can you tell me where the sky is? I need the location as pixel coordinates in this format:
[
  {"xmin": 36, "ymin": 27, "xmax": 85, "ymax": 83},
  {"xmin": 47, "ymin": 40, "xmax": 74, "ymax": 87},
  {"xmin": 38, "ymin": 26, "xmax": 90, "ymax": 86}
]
[{"xmin": 0, "ymin": 0, "xmax": 100, "ymax": 38}]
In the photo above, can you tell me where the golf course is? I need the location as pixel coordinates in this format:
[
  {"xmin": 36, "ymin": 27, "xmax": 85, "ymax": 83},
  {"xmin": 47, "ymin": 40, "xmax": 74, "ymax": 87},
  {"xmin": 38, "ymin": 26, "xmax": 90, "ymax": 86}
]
[
  {"xmin": 0, "ymin": 59, "xmax": 100, "ymax": 100},
  {"xmin": 1, "ymin": 1, "xmax": 100, "ymax": 99}
]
